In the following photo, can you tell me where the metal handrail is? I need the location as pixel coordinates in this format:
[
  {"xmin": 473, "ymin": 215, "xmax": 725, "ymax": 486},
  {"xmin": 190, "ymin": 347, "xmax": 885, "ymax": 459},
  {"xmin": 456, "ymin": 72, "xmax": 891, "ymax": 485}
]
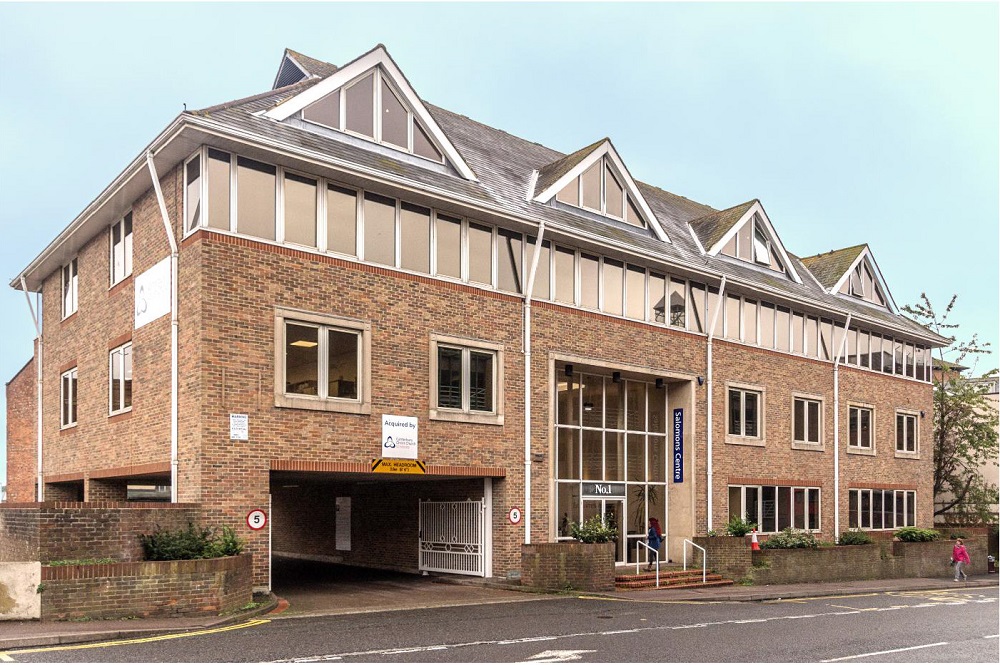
[
  {"xmin": 635, "ymin": 541, "xmax": 660, "ymax": 587},
  {"xmin": 683, "ymin": 539, "xmax": 706, "ymax": 584}
]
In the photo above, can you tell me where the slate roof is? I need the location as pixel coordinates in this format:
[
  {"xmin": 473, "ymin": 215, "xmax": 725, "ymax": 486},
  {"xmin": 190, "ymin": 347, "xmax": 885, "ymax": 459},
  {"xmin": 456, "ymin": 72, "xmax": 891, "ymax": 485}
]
[
  {"xmin": 532, "ymin": 138, "xmax": 607, "ymax": 198},
  {"xmin": 183, "ymin": 49, "xmax": 944, "ymax": 345},
  {"xmin": 688, "ymin": 200, "xmax": 757, "ymax": 251},
  {"xmin": 285, "ymin": 49, "xmax": 340, "ymax": 79},
  {"xmin": 799, "ymin": 244, "xmax": 867, "ymax": 290}
]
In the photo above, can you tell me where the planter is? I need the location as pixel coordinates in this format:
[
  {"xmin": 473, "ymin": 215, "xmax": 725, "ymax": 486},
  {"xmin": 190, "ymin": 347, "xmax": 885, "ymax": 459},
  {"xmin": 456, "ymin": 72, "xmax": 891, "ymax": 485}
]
[{"xmin": 521, "ymin": 542, "xmax": 615, "ymax": 592}]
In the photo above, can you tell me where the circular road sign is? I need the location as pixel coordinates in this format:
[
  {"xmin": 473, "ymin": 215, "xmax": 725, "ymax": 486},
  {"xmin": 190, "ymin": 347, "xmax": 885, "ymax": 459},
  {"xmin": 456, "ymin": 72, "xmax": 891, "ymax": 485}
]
[
  {"xmin": 508, "ymin": 506, "xmax": 522, "ymax": 525},
  {"xmin": 246, "ymin": 509, "xmax": 268, "ymax": 531}
]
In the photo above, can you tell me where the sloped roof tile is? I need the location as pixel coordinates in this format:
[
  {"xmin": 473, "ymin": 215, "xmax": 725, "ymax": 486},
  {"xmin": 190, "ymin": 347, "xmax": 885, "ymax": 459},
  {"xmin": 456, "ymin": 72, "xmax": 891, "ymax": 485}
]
[
  {"xmin": 688, "ymin": 200, "xmax": 757, "ymax": 251},
  {"xmin": 799, "ymin": 244, "xmax": 867, "ymax": 290}
]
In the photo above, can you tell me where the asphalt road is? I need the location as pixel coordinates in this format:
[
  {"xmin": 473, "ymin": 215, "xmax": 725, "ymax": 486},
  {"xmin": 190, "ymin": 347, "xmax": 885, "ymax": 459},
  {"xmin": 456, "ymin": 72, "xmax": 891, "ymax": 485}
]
[{"xmin": 3, "ymin": 587, "xmax": 997, "ymax": 663}]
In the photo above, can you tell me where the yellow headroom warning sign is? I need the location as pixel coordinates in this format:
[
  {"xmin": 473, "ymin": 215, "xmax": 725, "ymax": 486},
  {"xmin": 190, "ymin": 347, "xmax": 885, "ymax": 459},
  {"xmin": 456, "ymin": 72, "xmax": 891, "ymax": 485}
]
[{"xmin": 371, "ymin": 458, "xmax": 427, "ymax": 474}]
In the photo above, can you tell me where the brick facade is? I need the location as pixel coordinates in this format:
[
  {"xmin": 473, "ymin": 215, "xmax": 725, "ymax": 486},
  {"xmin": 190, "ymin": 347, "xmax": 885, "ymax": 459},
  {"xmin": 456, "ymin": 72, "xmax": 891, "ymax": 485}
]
[{"xmin": 5, "ymin": 355, "xmax": 36, "ymax": 503}]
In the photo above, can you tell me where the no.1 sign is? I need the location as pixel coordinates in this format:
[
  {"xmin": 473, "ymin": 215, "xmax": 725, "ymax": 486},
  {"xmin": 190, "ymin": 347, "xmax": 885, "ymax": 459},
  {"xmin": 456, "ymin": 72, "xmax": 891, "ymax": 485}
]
[{"xmin": 246, "ymin": 509, "xmax": 267, "ymax": 531}]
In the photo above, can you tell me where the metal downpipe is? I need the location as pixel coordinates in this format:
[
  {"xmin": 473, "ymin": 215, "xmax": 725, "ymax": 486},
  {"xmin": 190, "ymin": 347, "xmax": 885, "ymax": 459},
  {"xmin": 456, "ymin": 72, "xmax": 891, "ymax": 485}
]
[{"xmin": 522, "ymin": 223, "xmax": 546, "ymax": 545}]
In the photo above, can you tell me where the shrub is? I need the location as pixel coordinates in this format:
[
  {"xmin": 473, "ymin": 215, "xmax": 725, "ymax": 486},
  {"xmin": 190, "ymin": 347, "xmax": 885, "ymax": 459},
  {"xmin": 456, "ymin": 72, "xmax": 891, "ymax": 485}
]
[
  {"xmin": 760, "ymin": 528, "xmax": 819, "ymax": 549},
  {"xmin": 725, "ymin": 515, "xmax": 757, "ymax": 537},
  {"xmin": 838, "ymin": 529, "xmax": 873, "ymax": 546},
  {"xmin": 46, "ymin": 557, "xmax": 117, "ymax": 566},
  {"xmin": 894, "ymin": 527, "xmax": 941, "ymax": 542},
  {"xmin": 949, "ymin": 532, "xmax": 968, "ymax": 540},
  {"xmin": 569, "ymin": 515, "xmax": 618, "ymax": 543},
  {"xmin": 139, "ymin": 523, "xmax": 245, "ymax": 560}
]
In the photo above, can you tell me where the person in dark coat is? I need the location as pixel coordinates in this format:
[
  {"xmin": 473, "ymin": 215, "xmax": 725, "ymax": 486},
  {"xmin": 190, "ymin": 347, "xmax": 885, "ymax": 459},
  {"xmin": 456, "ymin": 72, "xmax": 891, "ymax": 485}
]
[{"xmin": 646, "ymin": 517, "xmax": 663, "ymax": 571}]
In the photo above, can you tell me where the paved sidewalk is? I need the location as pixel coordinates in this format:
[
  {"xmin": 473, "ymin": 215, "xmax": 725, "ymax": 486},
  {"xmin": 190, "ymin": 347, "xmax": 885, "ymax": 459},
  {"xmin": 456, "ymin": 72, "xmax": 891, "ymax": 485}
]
[{"xmin": 1, "ymin": 576, "xmax": 995, "ymax": 651}]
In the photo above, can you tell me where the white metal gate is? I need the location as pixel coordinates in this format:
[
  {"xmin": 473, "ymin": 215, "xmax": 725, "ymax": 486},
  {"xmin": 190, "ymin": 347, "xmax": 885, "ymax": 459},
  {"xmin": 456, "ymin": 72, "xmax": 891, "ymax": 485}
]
[{"xmin": 419, "ymin": 500, "xmax": 485, "ymax": 576}]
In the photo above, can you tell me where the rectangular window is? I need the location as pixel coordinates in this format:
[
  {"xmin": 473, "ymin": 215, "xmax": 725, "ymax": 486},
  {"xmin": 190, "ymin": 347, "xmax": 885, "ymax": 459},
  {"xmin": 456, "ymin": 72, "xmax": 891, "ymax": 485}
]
[
  {"xmin": 893, "ymin": 339, "xmax": 904, "ymax": 375},
  {"xmin": 792, "ymin": 313, "xmax": 804, "ymax": 354},
  {"xmin": 869, "ymin": 333, "xmax": 882, "ymax": 371},
  {"xmin": 62, "ymin": 258, "xmax": 78, "ymax": 318},
  {"xmin": 283, "ymin": 172, "xmax": 318, "ymax": 248},
  {"xmin": 849, "ymin": 405, "xmax": 873, "ymax": 450},
  {"xmin": 602, "ymin": 258, "xmax": 624, "ymax": 315},
  {"xmin": 207, "ymin": 149, "xmax": 232, "ymax": 231},
  {"xmin": 435, "ymin": 214, "xmax": 462, "ymax": 278},
  {"xmin": 400, "ymin": 203, "xmax": 431, "ymax": 273},
  {"xmin": 363, "ymin": 192, "xmax": 396, "ymax": 266},
  {"xmin": 61, "ymin": 367, "xmax": 78, "ymax": 428},
  {"xmin": 184, "ymin": 154, "xmax": 201, "ymax": 232},
  {"xmin": 468, "ymin": 222, "xmax": 494, "ymax": 285},
  {"xmin": 847, "ymin": 328, "xmax": 859, "ymax": 365},
  {"xmin": 326, "ymin": 184, "xmax": 358, "ymax": 256},
  {"xmin": 708, "ymin": 287, "xmax": 723, "ymax": 337},
  {"xmin": 896, "ymin": 412, "xmax": 918, "ymax": 454},
  {"xmin": 819, "ymin": 319, "xmax": 833, "ymax": 361},
  {"xmin": 725, "ymin": 295, "xmax": 741, "ymax": 340},
  {"xmin": 689, "ymin": 282, "xmax": 706, "ymax": 333},
  {"xmin": 554, "ymin": 247, "xmax": 576, "ymax": 304},
  {"xmin": 109, "ymin": 342, "xmax": 133, "ymax": 415},
  {"xmin": 528, "ymin": 238, "xmax": 551, "ymax": 300},
  {"xmin": 915, "ymin": 346, "xmax": 927, "ymax": 383},
  {"xmin": 849, "ymin": 489, "xmax": 916, "ymax": 529},
  {"xmin": 648, "ymin": 272, "xmax": 666, "ymax": 323},
  {"xmin": 728, "ymin": 388, "xmax": 761, "ymax": 438},
  {"xmin": 775, "ymin": 306, "xmax": 791, "ymax": 352},
  {"xmin": 669, "ymin": 278, "xmax": 686, "ymax": 327},
  {"xmin": 742, "ymin": 299, "xmax": 757, "ymax": 344},
  {"xmin": 236, "ymin": 157, "xmax": 277, "ymax": 240},
  {"xmin": 580, "ymin": 253, "xmax": 600, "ymax": 310},
  {"xmin": 805, "ymin": 316, "xmax": 818, "ymax": 357},
  {"xmin": 726, "ymin": 485, "xmax": 822, "ymax": 533},
  {"xmin": 497, "ymin": 229, "xmax": 523, "ymax": 293},
  {"xmin": 759, "ymin": 303, "xmax": 775, "ymax": 349},
  {"xmin": 110, "ymin": 213, "xmax": 133, "ymax": 286},
  {"xmin": 626, "ymin": 266, "xmax": 646, "ymax": 320},
  {"xmin": 284, "ymin": 321, "xmax": 361, "ymax": 401},
  {"xmin": 793, "ymin": 397, "xmax": 821, "ymax": 445},
  {"xmin": 431, "ymin": 338, "xmax": 502, "ymax": 422}
]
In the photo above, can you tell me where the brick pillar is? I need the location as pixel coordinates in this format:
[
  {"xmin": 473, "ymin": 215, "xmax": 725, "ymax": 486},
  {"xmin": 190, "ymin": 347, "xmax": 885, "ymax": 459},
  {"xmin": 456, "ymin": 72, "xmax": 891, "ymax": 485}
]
[{"xmin": 86, "ymin": 478, "xmax": 128, "ymax": 502}]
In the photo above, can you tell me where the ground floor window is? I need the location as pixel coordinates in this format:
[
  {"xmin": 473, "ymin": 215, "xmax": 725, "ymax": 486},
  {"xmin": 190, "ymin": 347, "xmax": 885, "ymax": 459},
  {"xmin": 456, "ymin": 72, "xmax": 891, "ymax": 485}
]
[
  {"xmin": 848, "ymin": 488, "xmax": 916, "ymax": 530},
  {"xmin": 728, "ymin": 484, "xmax": 820, "ymax": 532}
]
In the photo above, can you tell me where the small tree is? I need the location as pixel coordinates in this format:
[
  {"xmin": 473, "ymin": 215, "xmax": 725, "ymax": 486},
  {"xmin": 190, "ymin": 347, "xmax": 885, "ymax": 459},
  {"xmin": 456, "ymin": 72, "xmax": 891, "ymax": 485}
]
[{"xmin": 903, "ymin": 294, "xmax": 999, "ymax": 525}]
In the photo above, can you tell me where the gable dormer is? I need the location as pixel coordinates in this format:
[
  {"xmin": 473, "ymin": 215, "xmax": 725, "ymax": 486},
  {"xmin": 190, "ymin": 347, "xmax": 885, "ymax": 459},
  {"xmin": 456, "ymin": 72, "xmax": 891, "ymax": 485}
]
[
  {"xmin": 800, "ymin": 244, "xmax": 897, "ymax": 313},
  {"xmin": 264, "ymin": 46, "xmax": 477, "ymax": 181},
  {"xmin": 531, "ymin": 139, "xmax": 668, "ymax": 242},
  {"xmin": 689, "ymin": 199, "xmax": 802, "ymax": 283}
]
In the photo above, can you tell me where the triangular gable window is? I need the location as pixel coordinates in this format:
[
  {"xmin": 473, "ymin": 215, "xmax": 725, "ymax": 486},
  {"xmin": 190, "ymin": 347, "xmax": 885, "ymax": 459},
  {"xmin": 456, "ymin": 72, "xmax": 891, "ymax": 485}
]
[
  {"xmin": 554, "ymin": 157, "xmax": 645, "ymax": 227},
  {"xmin": 721, "ymin": 214, "xmax": 785, "ymax": 273},
  {"xmin": 300, "ymin": 68, "xmax": 444, "ymax": 163},
  {"xmin": 839, "ymin": 259, "xmax": 886, "ymax": 307}
]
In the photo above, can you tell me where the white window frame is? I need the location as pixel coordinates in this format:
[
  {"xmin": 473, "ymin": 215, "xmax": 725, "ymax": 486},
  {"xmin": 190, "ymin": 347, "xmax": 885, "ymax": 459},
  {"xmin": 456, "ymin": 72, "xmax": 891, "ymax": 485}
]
[
  {"xmin": 725, "ymin": 383, "xmax": 765, "ymax": 445},
  {"xmin": 847, "ymin": 403, "xmax": 875, "ymax": 455},
  {"xmin": 849, "ymin": 488, "xmax": 916, "ymax": 530},
  {"xmin": 183, "ymin": 150, "xmax": 203, "ymax": 237},
  {"xmin": 792, "ymin": 394, "xmax": 824, "ymax": 449},
  {"xmin": 60, "ymin": 367, "xmax": 78, "ymax": 429},
  {"xmin": 274, "ymin": 306, "xmax": 371, "ymax": 415},
  {"xmin": 61, "ymin": 258, "xmax": 78, "ymax": 319},
  {"xmin": 429, "ymin": 333, "xmax": 504, "ymax": 426},
  {"xmin": 109, "ymin": 212, "xmax": 134, "ymax": 286},
  {"xmin": 895, "ymin": 410, "xmax": 920, "ymax": 458},
  {"xmin": 109, "ymin": 342, "xmax": 133, "ymax": 416},
  {"xmin": 729, "ymin": 484, "xmax": 821, "ymax": 534}
]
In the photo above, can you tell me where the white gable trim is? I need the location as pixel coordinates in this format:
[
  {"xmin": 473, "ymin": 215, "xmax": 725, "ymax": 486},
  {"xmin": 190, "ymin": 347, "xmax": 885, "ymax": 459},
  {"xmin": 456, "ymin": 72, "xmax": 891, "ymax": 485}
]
[
  {"xmin": 829, "ymin": 246, "xmax": 898, "ymax": 314},
  {"xmin": 706, "ymin": 201, "xmax": 802, "ymax": 284},
  {"xmin": 263, "ymin": 46, "xmax": 477, "ymax": 182},
  {"xmin": 532, "ymin": 140, "xmax": 668, "ymax": 243}
]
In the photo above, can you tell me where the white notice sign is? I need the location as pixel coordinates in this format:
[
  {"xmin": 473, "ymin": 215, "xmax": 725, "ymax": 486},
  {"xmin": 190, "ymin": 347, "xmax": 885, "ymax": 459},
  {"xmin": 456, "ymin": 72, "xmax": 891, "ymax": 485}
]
[
  {"xmin": 381, "ymin": 415, "xmax": 418, "ymax": 460},
  {"xmin": 230, "ymin": 414, "xmax": 249, "ymax": 441},
  {"xmin": 134, "ymin": 257, "xmax": 171, "ymax": 330}
]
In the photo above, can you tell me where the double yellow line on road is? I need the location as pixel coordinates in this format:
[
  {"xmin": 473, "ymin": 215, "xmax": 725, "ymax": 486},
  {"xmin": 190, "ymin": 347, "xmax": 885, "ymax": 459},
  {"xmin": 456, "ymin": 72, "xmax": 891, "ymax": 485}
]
[{"xmin": 0, "ymin": 618, "xmax": 270, "ymax": 661}]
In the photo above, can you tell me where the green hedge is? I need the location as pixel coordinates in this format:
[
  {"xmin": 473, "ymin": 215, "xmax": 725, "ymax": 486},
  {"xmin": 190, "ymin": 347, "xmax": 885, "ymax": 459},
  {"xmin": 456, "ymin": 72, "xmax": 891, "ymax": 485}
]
[
  {"xmin": 894, "ymin": 527, "xmax": 941, "ymax": 542},
  {"xmin": 838, "ymin": 529, "xmax": 873, "ymax": 546},
  {"xmin": 139, "ymin": 523, "xmax": 245, "ymax": 561},
  {"xmin": 760, "ymin": 528, "xmax": 819, "ymax": 549}
]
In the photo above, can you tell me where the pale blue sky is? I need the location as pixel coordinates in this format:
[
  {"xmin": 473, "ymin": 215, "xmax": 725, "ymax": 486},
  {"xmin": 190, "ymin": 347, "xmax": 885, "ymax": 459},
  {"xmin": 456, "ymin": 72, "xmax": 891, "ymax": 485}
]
[{"xmin": 1, "ymin": 2, "xmax": 997, "ymax": 491}]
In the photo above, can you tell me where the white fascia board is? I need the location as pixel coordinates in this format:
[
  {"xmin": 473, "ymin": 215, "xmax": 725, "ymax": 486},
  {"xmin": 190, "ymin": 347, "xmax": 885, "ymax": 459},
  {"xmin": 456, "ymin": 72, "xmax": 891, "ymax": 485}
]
[
  {"xmin": 830, "ymin": 246, "xmax": 899, "ymax": 314},
  {"xmin": 263, "ymin": 46, "xmax": 477, "ymax": 182},
  {"xmin": 706, "ymin": 200, "xmax": 802, "ymax": 284},
  {"xmin": 687, "ymin": 222, "xmax": 706, "ymax": 255},
  {"xmin": 532, "ymin": 140, "xmax": 669, "ymax": 243}
]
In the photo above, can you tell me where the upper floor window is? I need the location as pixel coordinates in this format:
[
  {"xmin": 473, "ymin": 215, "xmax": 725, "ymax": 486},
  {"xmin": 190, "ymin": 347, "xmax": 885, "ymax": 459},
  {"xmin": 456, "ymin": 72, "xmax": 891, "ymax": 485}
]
[
  {"xmin": 848, "ymin": 405, "xmax": 873, "ymax": 451},
  {"xmin": 727, "ymin": 386, "xmax": 762, "ymax": 441},
  {"xmin": 301, "ymin": 68, "xmax": 444, "ymax": 163},
  {"xmin": 430, "ymin": 334, "xmax": 504, "ymax": 425},
  {"xmin": 896, "ymin": 411, "xmax": 918, "ymax": 455},
  {"xmin": 61, "ymin": 258, "xmax": 78, "ymax": 319},
  {"xmin": 274, "ymin": 307, "xmax": 371, "ymax": 415},
  {"xmin": 61, "ymin": 367, "xmax": 78, "ymax": 428},
  {"xmin": 556, "ymin": 157, "xmax": 644, "ymax": 227},
  {"xmin": 110, "ymin": 212, "xmax": 133, "ymax": 286},
  {"xmin": 109, "ymin": 342, "xmax": 133, "ymax": 415},
  {"xmin": 793, "ymin": 396, "xmax": 822, "ymax": 447},
  {"xmin": 721, "ymin": 215, "xmax": 785, "ymax": 273}
]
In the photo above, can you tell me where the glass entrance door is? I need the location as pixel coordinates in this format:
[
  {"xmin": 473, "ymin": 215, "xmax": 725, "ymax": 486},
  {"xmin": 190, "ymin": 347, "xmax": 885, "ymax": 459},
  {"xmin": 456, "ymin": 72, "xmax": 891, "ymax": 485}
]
[{"xmin": 583, "ymin": 498, "xmax": 625, "ymax": 563}]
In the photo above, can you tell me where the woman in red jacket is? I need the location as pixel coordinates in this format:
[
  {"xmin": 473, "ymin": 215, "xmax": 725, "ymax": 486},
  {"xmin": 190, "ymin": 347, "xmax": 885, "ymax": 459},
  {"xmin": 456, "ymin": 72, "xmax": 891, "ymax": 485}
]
[{"xmin": 952, "ymin": 538, "xmax": 971, "ymax": 582}]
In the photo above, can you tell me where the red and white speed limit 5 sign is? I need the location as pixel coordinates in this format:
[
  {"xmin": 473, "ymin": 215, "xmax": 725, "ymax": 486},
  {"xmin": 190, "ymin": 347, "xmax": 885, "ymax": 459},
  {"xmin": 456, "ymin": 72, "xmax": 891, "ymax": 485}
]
[{"xmin": 246, "ymin": 509, "xmax": 268, "ymax": 531}]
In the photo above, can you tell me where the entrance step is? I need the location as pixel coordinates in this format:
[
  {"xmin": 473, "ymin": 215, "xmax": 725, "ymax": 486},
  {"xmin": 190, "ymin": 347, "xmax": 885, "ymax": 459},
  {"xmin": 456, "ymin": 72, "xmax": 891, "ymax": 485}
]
[{"xmin": 614, "ymin": 569, "xmax": 734, "ymax": 590}]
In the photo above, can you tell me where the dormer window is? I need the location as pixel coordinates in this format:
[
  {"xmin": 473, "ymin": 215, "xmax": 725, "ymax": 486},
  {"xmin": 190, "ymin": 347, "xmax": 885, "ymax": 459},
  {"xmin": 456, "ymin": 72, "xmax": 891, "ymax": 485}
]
[
  {"xmin": 555, "ymin": 157, "xmax": 644, "ymax": 227},
  {"xmin": 722, "ymin": 215, "xmax": 784, "ymax": 273},
  {"xmin": 301, "ymin": 68, "xmax": 443, "ymax": 163},
  {"xmin": 840, "ymin": 261, "xmax": 886, "ymax": 307}
]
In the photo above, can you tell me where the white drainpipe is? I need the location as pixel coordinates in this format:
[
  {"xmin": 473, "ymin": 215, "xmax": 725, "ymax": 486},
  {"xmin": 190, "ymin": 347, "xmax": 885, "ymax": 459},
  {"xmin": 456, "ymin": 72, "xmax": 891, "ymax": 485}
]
[
  {"xmin": 21, "ymin": 278, "xmax": 43, "ymax": 501},
  {"xmin": 832, "ymin": 313, "xmax": 852, "ymax": 538},
  {"xmin": 704, "ymin": 276, "xmax": 727, "ymax": 532},
  {"xmin": 145, "ymin": 151, "xmax": 180, "ymax": 503},
  {"xmin": 522, "ymin": 223, "xmax": 546, "ymax": 545}
]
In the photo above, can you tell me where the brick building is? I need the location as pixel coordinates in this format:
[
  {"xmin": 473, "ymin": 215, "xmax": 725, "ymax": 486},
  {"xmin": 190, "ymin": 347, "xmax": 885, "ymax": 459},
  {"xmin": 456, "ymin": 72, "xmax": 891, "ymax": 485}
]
[{"xmin": 6, "ymin": 46, "xmax": 946, "ymax": 589}]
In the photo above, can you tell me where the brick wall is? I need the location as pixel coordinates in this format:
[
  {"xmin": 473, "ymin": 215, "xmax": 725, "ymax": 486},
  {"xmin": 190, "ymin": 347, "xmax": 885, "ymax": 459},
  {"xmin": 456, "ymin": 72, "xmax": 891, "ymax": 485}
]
[
  {"xmin": 521, "ymin": 541, "xmax": 615, "ymax": 591},
  {"xmin": 0, "ymin": 502, "xmax": 200, "ymax": 563},
  {"xmin": 39, "ymin": 553, "xmax": 251, "ymax": 620},
  {"xmin": 693, "ymin": 536, "xmax": 752, "ymax": 581},
  {"xmin": 5, "ymin": 355, "xmax": 36, "ymax": 503}
]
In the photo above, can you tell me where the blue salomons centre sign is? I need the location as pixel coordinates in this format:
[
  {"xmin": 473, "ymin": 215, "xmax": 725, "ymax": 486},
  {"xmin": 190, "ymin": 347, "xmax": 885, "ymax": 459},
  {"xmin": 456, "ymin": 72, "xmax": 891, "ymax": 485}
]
[{"xmin": 672, "ymin": 408, "xmax": 684, "ymax": 483}]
